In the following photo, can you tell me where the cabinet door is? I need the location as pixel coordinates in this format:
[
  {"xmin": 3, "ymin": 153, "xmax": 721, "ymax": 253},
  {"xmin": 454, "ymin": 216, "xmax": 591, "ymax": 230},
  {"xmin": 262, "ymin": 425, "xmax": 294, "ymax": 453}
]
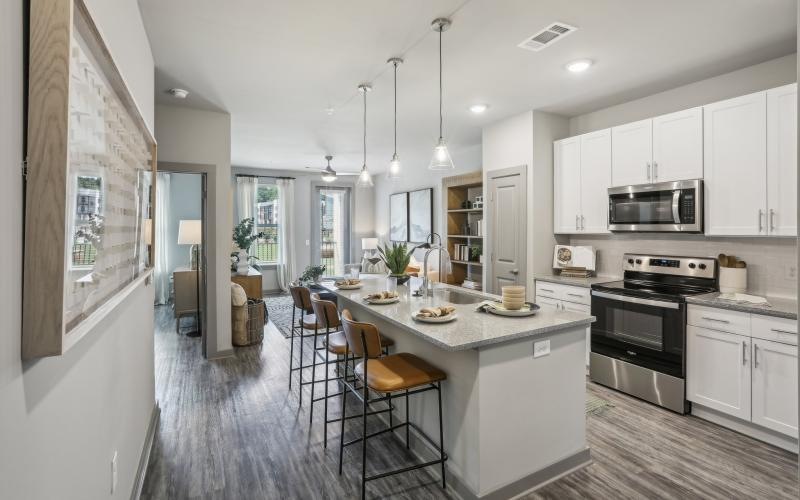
[
  {"xmin": 562, "ymin": 301, "xmax": 591, "ymax": 367},
  {"xmin": 553, "ymin": 137, "xmax": 582, "ymax": 233},
  {"xmin": 687, "ymin": 326, "xmax": 751, "ymax": 420},
  {"xmin": 579, "ymin": 129, "xmax": 611, "ymax": 233},
  {"xmin": 611, "ymin": 119, "xmax": 652, "ymax": 186},
  {"xmin": 767, "ymin": 83, "xmax": 797, "ymax": 237},
  {"xmin": 704, "ymin": 91, "xmax": 768, "ymax": 235},
  {"xmin": 536, "ymin": 296, "xmax": 560, "ymax": 310},
  {"xmin": 652, "ymin": 107, "xmax": 703, "ymax": 182},
  {"xmin": 752, "ymin": 338, "xmax": 798, "ymax": 437}
]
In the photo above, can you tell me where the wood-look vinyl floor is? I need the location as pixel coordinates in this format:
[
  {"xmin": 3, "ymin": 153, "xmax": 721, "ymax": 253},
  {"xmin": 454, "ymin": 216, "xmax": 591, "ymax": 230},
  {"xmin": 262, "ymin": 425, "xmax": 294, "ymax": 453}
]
[{"xmin": 142, "ymin": 306, "xmax": 798, "ymax": 499}]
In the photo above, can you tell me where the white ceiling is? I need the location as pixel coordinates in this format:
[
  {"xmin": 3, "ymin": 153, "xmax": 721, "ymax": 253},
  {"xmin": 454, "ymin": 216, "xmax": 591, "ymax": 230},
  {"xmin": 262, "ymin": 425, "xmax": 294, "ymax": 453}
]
[{"xmin": 138, "ymin": 0, "xmax": 797, "ymax": 174}]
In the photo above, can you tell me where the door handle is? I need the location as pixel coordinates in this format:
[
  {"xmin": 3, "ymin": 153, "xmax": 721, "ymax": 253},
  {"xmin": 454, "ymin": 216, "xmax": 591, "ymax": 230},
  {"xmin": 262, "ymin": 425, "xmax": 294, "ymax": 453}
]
[
  {"xmin": 769, "ymin": 209, "xmax": 776, "ymax": 232},
  {"xmin": 646, "ymin": 162, "xmax": 651, "ymax": 182},
  {"xmin": 742, "ymin": 341, "xmax": 747, "ymax": 365},
  {"xmin": 510, "ymin": 269, "xmax": 519, "ymax": 275},
  {"xmin": 753, "ymin": 343, "xmax": 759, "ymax": 368}
]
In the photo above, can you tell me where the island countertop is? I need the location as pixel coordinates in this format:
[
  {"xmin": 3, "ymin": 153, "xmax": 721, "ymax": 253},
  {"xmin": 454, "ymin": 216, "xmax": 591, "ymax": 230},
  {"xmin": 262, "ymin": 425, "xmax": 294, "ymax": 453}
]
[{"xmin": 320, "ymin": 278, "xmax": 595, "ymax": 352}]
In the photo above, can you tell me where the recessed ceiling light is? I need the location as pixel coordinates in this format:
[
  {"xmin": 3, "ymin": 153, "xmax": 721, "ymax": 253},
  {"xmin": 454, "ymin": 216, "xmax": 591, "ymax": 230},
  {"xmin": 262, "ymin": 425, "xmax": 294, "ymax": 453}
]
[
  {"xmin": 566, "ymin": 59, "xmax": 593, "ymax": 73},
  {"xmin": 469, "ymin": 103, "xmax": 489, "ymax": 114},
  {"xmin": 167, "ymin": 88, "xmax": 189, "ymax": 99},
  {"xmin": 325, "ymin": 106, "xmax": 335, "ymax": 115}
]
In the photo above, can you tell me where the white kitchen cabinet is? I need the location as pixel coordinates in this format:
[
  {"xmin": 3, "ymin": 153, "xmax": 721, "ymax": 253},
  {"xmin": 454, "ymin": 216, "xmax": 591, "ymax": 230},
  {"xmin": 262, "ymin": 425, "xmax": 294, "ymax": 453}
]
[
  {"xmin": 561, "ymin": 300, "xmax": 592, "ymax": 367},
  {"xmin": 704, "ymin": 91, "xmax": 768, "ymax": 235},
  {"xmin": 611, "ymin": 119, "xmax": 652, "ymax": 186},
  {"xmin": 752, "ymin": 338, "xmax": 799, "ymax": 437},
  {"xmin": 554, "ymin": 130, "xmax": 611, "ymax": 234},
  {"xmin": 687, "ymin": 325, "xmax": 751, "ymax": 421},
  {"xmin": 553, "ymin": 136, "xmax": 582, "ymax": 233},
  {"xmin": 535, "ymin": 281, "xmax": 592, "ymax": 366},
  {"xmin": 766, "ymin": 83, "xmax": 797, "ymax": 237},
  {"xmin": 651, "ymin": 107, "xmax": 703, "ymax": 183}
]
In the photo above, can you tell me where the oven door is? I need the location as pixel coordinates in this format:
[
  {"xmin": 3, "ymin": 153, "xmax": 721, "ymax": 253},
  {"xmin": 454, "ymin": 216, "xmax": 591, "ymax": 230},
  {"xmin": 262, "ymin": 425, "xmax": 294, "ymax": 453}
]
[
  {"xmin": 608, "ymin": 179, "xmax": 701, "ymax": 232},
  {"xmin": 590, "ymin": 290, "xmax": 686, "ymax": 377}
]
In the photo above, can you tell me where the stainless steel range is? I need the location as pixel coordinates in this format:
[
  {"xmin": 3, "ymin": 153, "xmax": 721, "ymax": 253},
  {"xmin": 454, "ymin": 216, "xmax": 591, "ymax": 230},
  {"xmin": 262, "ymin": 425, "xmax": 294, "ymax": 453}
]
[{"xmin": 589, "ymin": 254, "xmax": 718, "ymax": 414}]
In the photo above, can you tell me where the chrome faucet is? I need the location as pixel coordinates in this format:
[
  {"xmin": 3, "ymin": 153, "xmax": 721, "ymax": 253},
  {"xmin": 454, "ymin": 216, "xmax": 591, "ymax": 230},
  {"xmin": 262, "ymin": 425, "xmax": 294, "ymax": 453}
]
[{"xmin": 418, "ymin": 232, "xmax": 449, "ymax": 298}]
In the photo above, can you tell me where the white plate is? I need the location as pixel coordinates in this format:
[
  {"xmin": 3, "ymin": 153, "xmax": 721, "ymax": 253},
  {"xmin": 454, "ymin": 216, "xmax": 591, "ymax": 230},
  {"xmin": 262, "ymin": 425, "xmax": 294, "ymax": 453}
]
[
  {"xmin": 335, "ymin": 284, "xmax": 362, "ymax": 290},
  {"xmin": 412, "ymin": 311, "xmax": 458, "ymax": 323},
  {"xmin": 486, "ymin": 305, "xmax": 539, "ymax": 317},
  {"xmin": 365, "ymin": 296, "xmax": 400, "ymax": 305}
]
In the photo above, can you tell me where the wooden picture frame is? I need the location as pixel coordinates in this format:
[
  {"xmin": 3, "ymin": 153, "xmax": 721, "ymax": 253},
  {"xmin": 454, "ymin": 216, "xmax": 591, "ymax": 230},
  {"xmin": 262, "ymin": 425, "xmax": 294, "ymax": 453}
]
[
  {"xmin": 408, "ymin": 188, "xmax": 433, "ymax": 243},
  {"xmin": 22, "ymin": 0, "xmax": 157, "ymax": 359}
]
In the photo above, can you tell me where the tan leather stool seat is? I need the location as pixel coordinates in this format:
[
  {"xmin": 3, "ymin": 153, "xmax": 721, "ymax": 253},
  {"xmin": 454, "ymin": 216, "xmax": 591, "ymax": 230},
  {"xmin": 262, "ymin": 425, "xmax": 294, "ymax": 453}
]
[
  {"xmin": 355, "ymin": 353, "xmax": 446, "ymax": 393},
  {"xmin": 325, "ymin": 332, "xmax": 394, "ymax": 355},
  {"xmin": 302, "ymin": 314, "xmax": 319, "ymax": 330}
]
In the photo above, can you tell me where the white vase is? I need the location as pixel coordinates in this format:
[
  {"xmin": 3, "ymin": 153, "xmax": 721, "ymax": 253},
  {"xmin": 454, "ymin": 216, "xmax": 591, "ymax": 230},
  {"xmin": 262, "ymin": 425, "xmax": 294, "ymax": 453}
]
[{"xmin": 237, "ymin": 250, "xmax": 249, "ymax": 275}]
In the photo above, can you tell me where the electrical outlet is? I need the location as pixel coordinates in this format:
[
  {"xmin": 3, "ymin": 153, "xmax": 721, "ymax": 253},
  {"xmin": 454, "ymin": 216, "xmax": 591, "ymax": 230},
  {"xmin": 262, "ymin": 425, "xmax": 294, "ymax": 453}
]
[
  {"xmin": 111, "ymin": 451, "xmax": 118, "ymax": 494},
  {"xmin": 305, "ymin": 239, "xmax": 310, "ymax": 246},
  {"xmin": 533, "ymin": 339, "xmax": 550, "ymax": 358},
  {"xmin": 785, "ymin": 264, "xmax": 797, "ymax": 280}
]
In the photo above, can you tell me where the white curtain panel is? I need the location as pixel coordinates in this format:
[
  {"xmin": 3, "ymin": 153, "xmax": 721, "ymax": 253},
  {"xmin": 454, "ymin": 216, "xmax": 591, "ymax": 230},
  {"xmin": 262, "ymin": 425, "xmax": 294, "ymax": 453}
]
[
  {"xmin": 276, "ymin": 178, "xmax": 296, "ymax": 291},
  {"xmin": 236, "ymin": 176, "xmax": 258, "ymax": 223},
  {"xmin": 154, "ymin": 172, "xmax": 171, "ymax": 304}
]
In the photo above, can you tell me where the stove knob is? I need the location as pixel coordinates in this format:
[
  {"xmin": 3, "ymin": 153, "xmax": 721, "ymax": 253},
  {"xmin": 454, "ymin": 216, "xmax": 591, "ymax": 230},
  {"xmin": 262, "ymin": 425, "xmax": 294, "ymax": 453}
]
[
  {"xmin": 627, "ymin": 258, "xmax": 634, "ymax": 265},
  {"xmin": 688, "ymin": 263, "xmax": 696, "ymax": 269},
  {"xmin": 698, "ymin": 263, "xmax": 707, "ymax": 270},
  {"xmin": 635, "ymin": 259, "xmax": 642, "ymax": 265}
]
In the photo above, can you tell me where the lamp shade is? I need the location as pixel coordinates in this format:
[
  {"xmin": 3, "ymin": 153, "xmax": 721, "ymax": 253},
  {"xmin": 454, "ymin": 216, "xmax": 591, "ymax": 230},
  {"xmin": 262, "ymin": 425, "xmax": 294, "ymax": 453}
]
[
  {"xmin": 178, "ymin": 220, "xmax": 202, "ymax": 245},
  {"xmin": 361, "ymin": 237, "xmax": 378, "ymax": 250}
]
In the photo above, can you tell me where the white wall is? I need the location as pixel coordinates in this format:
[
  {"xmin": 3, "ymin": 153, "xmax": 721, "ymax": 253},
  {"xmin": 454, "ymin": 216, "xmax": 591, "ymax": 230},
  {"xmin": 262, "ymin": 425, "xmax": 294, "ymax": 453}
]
[
  {"xmin": 155, "ymin": 104, "xmax": 233, "ymax": 356},
  {"xmin": 0, "ymin": 1, "xmax": 157, "ymax": 498},
  {"xmin": 167, "ymin": 173, "xmax": 203, "ymax": 272}
]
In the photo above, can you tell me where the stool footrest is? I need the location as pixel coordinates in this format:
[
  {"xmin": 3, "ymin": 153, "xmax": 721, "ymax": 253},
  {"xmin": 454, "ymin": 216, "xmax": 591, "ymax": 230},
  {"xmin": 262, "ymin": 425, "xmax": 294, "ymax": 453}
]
[{"xmin": 365, "ymin": 456, "xmax": 447, "ymax": 483}]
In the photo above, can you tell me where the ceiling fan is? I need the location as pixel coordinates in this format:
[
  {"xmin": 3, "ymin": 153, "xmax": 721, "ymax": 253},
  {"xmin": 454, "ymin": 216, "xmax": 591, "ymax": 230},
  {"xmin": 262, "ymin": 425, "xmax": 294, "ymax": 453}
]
[{"xmin": 311, "ymin": 155, "xmax": 360, "ymax": 182}]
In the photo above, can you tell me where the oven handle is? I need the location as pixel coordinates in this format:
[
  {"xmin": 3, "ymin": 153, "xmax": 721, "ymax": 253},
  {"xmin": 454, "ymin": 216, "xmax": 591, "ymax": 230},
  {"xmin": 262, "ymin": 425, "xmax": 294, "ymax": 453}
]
[
  {"xmin": 672, "ymin": 190, "xmax": 681, "ymax": 224},
  {"xmin": 591, "ymin": 290, "xmax": 680, "ymax": 309}
]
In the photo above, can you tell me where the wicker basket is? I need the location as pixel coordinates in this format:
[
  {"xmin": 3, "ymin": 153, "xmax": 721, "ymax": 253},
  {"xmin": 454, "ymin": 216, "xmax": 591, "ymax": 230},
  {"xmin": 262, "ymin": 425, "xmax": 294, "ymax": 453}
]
[{"xmin": 233, "ymin": 298, "xmax": 266, "ymax": 346}]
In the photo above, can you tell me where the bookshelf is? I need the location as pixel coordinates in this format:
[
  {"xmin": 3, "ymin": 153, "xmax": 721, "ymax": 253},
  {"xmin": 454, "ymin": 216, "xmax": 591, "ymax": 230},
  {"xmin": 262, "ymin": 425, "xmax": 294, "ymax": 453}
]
[{"xmin": 441, "ymin": 171, "xmax": 484, "ymax": 291}]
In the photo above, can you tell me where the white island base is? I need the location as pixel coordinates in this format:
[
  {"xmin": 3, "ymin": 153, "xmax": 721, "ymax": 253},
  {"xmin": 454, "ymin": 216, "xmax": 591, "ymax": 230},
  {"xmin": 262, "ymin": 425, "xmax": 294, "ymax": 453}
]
[{"xmin": 331, "ymin": 285, "xmax": 591, "ymax": 499}]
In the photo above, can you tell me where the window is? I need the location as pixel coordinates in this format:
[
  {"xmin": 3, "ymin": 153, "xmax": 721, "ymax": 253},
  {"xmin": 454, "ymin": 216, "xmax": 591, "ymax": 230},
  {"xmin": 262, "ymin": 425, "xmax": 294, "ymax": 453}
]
[
  {"xmin": 252, "ymin": 184, "xmax": 279, "ymax": 263},
  {"xmin": 313, "ymin": 186, "xmax": 350, "ymax": 277},
  {"xmin": 71, "ymin": 175, "xmax": 103, "ymax": 268}
]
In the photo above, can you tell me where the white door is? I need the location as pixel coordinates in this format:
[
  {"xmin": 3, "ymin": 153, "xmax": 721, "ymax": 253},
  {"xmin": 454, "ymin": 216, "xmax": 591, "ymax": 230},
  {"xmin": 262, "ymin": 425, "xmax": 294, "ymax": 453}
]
[
  {"xmin": 553, "ymin": 137, "xmax": 581, "ymax": 234},
  {"xmin": 562, "ymin": 301, "xmax": 591, "ymax": 367},
  {"xmin": 704, "ymin": 91, "xmax": 768, "ymax": 236},
  {"xmin": 611, "ymin": 118, "xmax": 652, "ymax": 186},
  {"xmin": 488, "ymin": 167, "xmax": 526, "ymax": 294},
  {"xmin": 766, "ymin": 83, "xmax": 797, "ymax": 236},
  {"xmin": 652, "ymin": 107, "xmax": 703, "ymax": 182},
  {"xmin": 752, "ymin": 338, "xmax": 798, "ymax": 437},
  {"xmin": 579, "ymin": 129, "xmax": 611, "ymax": 233},
  {"xmin": 687, "ymin": 326, "xmax": 751, "ymax": 420}
]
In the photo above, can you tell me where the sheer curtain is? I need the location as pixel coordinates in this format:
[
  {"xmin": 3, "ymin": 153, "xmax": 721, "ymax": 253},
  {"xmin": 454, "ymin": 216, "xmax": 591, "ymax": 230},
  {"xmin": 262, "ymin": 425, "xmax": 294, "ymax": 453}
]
[
  {"xmin": 236, "ymin": 176, "xmax": 258, "ymax": 223},
  {"xmin": 154, "ymin": 172, "xmax": 171, "ymax": 304},
  {"xmin": 276, "ymin": 178, "xmax": 295, "ymax": 291}
]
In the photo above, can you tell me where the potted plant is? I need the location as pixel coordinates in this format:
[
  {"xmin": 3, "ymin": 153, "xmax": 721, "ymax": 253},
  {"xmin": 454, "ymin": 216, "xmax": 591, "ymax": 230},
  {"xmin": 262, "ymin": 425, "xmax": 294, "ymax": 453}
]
[
  {"xmin": 232, "ymin": 218, "xmax": 264, "ymax": 275},
  {"xmin": 299, "ymin": 264, "xmax": 326, "ymax": 285},
  {"xmin": 470, "ymin": 246, "xmax": 483, "ymax": 264},
  {"xmin": 378, "ymin": 241, "xmax": 414, "ymax": 285}
]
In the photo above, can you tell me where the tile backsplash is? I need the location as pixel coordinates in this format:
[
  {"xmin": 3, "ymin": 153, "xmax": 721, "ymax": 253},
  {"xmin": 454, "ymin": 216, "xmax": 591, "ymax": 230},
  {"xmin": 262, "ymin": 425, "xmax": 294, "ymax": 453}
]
[{"xmin": 568, "ymin": 234, "xmax": 798, "ymax": 298}]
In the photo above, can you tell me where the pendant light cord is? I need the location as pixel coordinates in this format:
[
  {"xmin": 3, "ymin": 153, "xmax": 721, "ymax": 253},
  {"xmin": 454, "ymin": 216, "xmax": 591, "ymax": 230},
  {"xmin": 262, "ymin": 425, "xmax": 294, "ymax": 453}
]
[
  {"xmin": 362, "ymin": 88, "xmax": 367, "ymax": 168},
  {"xmin": 438, "ymin": 26, "xmax": 443, "ymax": 140},
  {"xmin": 393, "ymin": 61, "xmax": 398, "ymax": 157}
]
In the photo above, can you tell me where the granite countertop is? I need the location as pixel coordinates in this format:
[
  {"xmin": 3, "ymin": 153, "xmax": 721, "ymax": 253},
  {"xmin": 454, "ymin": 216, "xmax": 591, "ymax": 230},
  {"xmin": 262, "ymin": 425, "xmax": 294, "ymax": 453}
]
[
  {"xmin": 686, "ymin": 292, "xmax": 798, "ymax": 320},
  {"xmin": 321, "ymin": 278, "xmax": 594, "ymax": 351},
  {"xmin": 534, "ymin": 273, "xmax": 620, "ymax": 288}
]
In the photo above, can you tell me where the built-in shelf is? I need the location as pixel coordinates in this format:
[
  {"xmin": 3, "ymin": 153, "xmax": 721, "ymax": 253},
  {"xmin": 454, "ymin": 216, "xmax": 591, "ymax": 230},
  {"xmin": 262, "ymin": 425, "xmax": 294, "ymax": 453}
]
[
  {"xmin": 443, "ymin": 171, "xmax": 484, "ymax": 290},
  {"xmin": 452, "ymin": 260, "xmax": 482, "ymax": 266},
  {"xmin": 447, "ymin": 208, "xmax": 483, "ymax": 213},
  {"xmin": 447, "ymin": 234, "xmax": 484, "ymax": 239}
]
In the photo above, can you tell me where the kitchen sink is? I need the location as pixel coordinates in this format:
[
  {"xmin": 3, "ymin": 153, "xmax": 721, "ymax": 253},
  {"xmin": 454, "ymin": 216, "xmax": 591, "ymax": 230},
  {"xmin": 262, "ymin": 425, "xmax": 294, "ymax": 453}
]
[{"xmin": 434, "ymin": 290, "xmax": 484, "ymax": 305}]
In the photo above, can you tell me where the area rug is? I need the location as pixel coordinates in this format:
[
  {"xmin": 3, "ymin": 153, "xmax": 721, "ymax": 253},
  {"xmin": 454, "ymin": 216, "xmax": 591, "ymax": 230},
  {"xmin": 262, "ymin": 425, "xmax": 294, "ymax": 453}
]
[
  {"xmin": 586, "ymin": 394, "xmax": 614, "ymax": 416},
  {"xmin": 264, "ymin": 293, "xmax": 294, "ymax": 338}
]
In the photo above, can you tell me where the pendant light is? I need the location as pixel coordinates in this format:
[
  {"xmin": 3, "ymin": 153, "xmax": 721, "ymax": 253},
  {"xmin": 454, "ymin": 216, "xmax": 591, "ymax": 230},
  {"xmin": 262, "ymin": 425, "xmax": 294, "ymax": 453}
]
[
  {"xmin": 386, "ymin": 57, "xmax": 403, "ymax": 180},
  {"xmin": 356, "ymin": 83, "xmax": 374, "ymax": 188},
  {"xmin": 321, "ymin": 155, "xmax": 337, "ymax": 182},
  {"xmin": 429, "ymin": 18, "xmax": 455, "ymax": 171}
]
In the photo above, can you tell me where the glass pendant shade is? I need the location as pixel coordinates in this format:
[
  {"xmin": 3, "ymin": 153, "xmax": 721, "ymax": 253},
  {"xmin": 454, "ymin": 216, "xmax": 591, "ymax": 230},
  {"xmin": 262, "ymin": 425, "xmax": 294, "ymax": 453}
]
[
  {"xmin": 429, "ymin": 137, "xmax": 455, "ymax": 171},
  {"xmin": 321, "ymin": 168, "xmax": 337, "ymax": 182},
  {"xmin": 387, "ymin": 154, "xmax": 402, "ymax": 180},
  {"xmin": 356, "ymin": 165, "xmax": 373, "ymax": 188}
]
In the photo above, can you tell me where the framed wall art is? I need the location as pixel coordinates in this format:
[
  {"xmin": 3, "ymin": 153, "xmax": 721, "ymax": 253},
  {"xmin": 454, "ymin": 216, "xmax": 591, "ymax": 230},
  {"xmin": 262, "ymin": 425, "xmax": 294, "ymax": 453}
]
[
  {"xmin": 389, "ymin": 192, "xmax": 408, "ymax": 242},
  {"xmin": 408, "ymin": 188, "xmax": 433, "ymax": 243}
]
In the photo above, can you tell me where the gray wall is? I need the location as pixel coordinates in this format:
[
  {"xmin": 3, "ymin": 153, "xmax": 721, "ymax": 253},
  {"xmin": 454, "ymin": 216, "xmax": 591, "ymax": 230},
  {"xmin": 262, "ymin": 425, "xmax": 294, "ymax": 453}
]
[
  {"xmin": 567, "ymin": 54, "xmax": 798, "ymax": 298},
  {"xmin": 0, "ymin": 1, "xmax": 157, "ymax": 498},
  {"xmin": 167, "ymin": 173, "xmax": 203, "ymax": 272}
]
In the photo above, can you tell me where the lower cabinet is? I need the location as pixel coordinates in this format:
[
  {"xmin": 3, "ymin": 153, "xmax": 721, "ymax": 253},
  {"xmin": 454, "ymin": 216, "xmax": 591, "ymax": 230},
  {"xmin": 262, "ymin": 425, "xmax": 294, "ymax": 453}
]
[
  {"xmin": 752, "ymin": 338, "xmax": 799, "ymax": 436},
  {"xmin": 535, "ymin": 281, "xmax": 591, "ymax": 367}
]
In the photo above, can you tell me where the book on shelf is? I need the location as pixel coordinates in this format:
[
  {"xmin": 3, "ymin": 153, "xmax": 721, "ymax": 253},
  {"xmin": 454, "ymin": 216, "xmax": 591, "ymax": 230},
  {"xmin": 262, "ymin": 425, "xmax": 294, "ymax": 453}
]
[
  {"xmin": 461, "ymin": 279, "xmax": 482, "ymax": 290},
  {"xmin": 452, "ymin": 243, "xmax": 482, "ymax": 263}
]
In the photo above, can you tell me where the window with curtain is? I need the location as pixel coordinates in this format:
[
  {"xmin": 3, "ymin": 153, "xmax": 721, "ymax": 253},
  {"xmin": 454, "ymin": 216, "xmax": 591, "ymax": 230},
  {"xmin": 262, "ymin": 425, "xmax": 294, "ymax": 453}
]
[
  {"xmin": 236, "ymin": 177, "xmax": 280, "ymax": 264},
  {"xmin": 313, "ymin": 186, "xmax": 351, "ymax": 277}
]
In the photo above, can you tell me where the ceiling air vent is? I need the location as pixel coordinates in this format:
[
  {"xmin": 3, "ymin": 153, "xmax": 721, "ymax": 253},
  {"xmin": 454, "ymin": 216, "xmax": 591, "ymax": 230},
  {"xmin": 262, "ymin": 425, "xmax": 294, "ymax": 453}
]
[{"xmin": 517, "ymin": 22, "xmax": 578, "ymax": 52}]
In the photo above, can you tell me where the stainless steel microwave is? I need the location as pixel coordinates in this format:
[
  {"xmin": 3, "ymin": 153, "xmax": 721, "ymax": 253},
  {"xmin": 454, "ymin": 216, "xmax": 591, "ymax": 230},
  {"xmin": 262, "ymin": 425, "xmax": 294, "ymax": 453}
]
[{"xmin": 608, "ymin": 179, "xmax": 703, "ymax": 233}]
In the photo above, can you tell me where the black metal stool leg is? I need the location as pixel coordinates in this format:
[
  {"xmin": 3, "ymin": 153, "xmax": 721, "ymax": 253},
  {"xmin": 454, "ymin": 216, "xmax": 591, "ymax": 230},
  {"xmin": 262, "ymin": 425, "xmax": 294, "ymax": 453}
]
[
  {"xmin": 405, "ymin": 389, "xmax": 410, "ymax": 448},
  {"xmin": 323, "ymin": 330, "xmax": 330, "ymax": 448},
  {"xmin": 338, "ymin": 351, "xmax": 349, "ymax": 476},
  {"xmin": 288, "ymin": 308, "xmax": 296, "ymax": 389},
  {"xmin": 309, "ymin": 324, "xmax": 318, "ymax": 423},
  {"xmin": 299, "ymin": 310, "xmax": 305, "ymax": 407},
  {"xmin": 361, "ymin": 373, "xmax": 368, "ymax": 500},
  {"xmin": 387, "ymin": 392, "xmax": 393, "ymax": 431},
  {"xmin": 437, "ymin": 382, "xmax": 446, "ymax": 489}
]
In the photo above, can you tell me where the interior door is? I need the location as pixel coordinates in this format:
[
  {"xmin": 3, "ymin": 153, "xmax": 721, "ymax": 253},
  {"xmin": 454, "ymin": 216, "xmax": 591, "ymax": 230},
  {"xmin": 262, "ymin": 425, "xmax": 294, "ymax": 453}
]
[
  {"xmin": 611, "ymin": 118, "xmax": 652, "ymax": 187},
  {"xmin": 704, "ymin": 91, "xmax": 767, "ymax": 235},
  {"xmin": 579, "ymin": 129, "xmax": 611, "ymax": 233},
  {"xmin": 686, "ymin": 326, "xmax": 751, "ymax": 420},
  {"xmin": 766, "ymin": 83, "xmax": 797, "ymax": 236},
  {"xmin": 553, "ymin": 137, "xmax": 581, "ymax": 234},
  {"xmin": 488, "ymin": 167, "xmax": 526, "ymax": 294},
  {"xmin": 198, "ymin": 174, "xmax": 208, "ymax": 357},
  {"xmin": 752, "ymin": 338, "xmax": 798, "ymax": 437},
  {"xmin": 652, "ymin": 107, "xmax": 703, "ymax": 183}
]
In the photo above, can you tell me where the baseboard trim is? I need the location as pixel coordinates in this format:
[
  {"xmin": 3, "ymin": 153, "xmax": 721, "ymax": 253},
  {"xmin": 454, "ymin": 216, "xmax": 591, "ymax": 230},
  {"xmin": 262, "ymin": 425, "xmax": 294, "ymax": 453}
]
[
  {"xmin": 130, "ymin": 402, "xmax": 160, "ymax": 500},
  {"xmin": 691, "ymin": 404, "xmax": 799, "ymax": 453},
  {"xmin": 208, "ymin": 348, "xmax": 235, "ymax": 360}
]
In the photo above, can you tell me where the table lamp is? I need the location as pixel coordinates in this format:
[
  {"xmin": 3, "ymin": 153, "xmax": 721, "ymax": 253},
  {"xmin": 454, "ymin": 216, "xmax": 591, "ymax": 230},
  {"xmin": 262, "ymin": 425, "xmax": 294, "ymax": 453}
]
[{"xmin": 178, "ymin": 220, "xmax": 202, "ymax": 270}]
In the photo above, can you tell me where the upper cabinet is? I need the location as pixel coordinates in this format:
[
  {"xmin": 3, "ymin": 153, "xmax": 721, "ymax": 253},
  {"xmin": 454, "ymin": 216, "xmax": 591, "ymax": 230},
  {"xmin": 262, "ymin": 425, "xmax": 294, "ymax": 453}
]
[
  {"xmin": 554, "ymin": 129, "xmax": 611, "ymax": 234},
  {"xmin": 611, "ymin": 108, "xmax": 703, "ymax": 187},
  {"xmin": 766, "ymin": 84, "xmax": 798, "ymax": 237}
]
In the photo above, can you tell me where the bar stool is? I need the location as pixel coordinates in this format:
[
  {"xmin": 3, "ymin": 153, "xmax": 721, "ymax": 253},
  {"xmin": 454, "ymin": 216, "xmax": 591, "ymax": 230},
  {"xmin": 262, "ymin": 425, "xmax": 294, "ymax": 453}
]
[
  {"xmin": 338, "ymin": 309, "xmax": 448, "ymax": 500},
  {"xmin": 288, "ymin": 285, "xmax": 320, "ymax": 407},
  {"xmin": 309, "ymin": 294, "xmax": 395, "ymax": 448}
]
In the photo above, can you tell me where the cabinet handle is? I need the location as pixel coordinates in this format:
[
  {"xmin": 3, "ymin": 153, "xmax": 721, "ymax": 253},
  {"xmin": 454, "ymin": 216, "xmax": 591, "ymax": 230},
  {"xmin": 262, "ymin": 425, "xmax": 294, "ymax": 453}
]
[
  {"xmin": 646, "ymin": 162, "xmax": 651, "ymax": 182},
  {"xmin": 653, "ymin": 161, "xmax": 658, "ymax": 181},
  {"xmin": 771, "ymin": 328, "xmax": 796, "ymax": 335},
  {"xmin": 567, "ymin": 293, "xmax": 583, "ymax": 298},
  {"xmin": 580, "ymin": 215, "xmax": 585, "ymax": 230},
  {"xmin": 576, "ymin": 215, "xmax": 579, "ymax": 231},
  {"xmin": 701, "ymin": 316, "xmax": 730, "ymax": 324},
  {"xmin": 758, "ymin": 209, "xmax": 764, "ymax": 232},
  {"xmin": 742, "ymin": 341, "xmax": 747, "ymax": 365},
  {"xmin": 539, "ymin": 288, "xmax": 554, "ymax": 293},
  {"xmin": 769, "ymin": 209, "xmax": 776, "ymax": 232},
  {"xmin": 753, "ymin": 343, "xmax": 759, "ymax": 368}
]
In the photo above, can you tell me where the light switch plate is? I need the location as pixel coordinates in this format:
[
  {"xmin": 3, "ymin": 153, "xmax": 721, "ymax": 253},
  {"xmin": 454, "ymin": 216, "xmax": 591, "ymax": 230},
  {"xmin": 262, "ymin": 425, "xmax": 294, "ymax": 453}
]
[{"xmin": 533, "ymin": 339, "xmax": 551, "ymax": 358}]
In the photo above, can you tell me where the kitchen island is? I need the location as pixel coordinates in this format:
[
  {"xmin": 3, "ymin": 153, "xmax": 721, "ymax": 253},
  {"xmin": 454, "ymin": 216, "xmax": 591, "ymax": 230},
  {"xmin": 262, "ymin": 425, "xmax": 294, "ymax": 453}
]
[{"xmin": 322, "ymin": 277, "xmax": 594, "ymax": 499}]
